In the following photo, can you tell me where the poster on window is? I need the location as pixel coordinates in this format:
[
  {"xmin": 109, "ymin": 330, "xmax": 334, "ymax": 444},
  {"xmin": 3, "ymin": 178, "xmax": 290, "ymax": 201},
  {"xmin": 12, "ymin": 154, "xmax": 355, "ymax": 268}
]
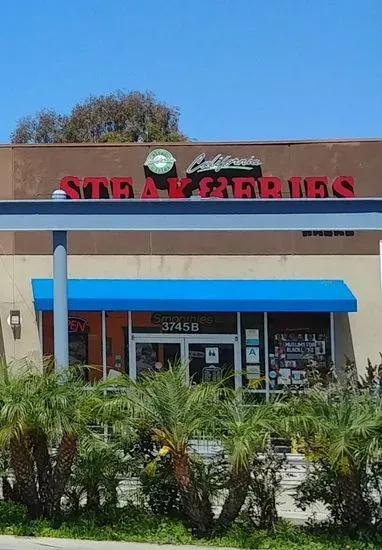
[
  {"xmin": 278, "ymin": 368, "xmax": 291, "ymax": 385},
  {"xmin": 246, "ymin": 346, "xmax": 260, "ymax": 364},
  {"xmin": 315, "ymin": 340, "xmax": 326, "ymax": 356},
  {"xmin": 271, "ymin": 330, "xmax": 328, "ymax": 385},
  {"xmin": 284, "ymin": 340, "xmax": 316, "ymax": 360},
  {"xmin": 202, "ymin": 365, "xmax": 222, "ymax": 382},
  {"xmin": 291, "ymin": 370, "xmax": 306, "ymax": 385},
  {"xmin": 205, "ymin": 347, "xmax": 219, "ymax": 364},
  {"xmin": 246, "ymin": 364, "xmax": 261, "ymax": 381},
  {"xmin": 273, "ymin": 332, "xmax": 327, "ymax": 362},
  {"xmin": 245, "ymin": 329, "xmax": 259, "ymax": 346}
]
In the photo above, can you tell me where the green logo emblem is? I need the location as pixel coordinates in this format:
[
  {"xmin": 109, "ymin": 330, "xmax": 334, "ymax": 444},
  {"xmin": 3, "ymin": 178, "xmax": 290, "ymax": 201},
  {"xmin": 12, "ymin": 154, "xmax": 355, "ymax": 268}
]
[{"xmin": 145, "ymin": 149, "xmax": 176, "ymax": 174}]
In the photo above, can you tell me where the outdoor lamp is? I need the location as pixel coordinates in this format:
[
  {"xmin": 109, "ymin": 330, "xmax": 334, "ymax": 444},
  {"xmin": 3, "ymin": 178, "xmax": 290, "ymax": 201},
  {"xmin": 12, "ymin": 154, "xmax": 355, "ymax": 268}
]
[
  {"xmin": 9, "ymin": 310, "xmax": 21, "ymax": 329},
  {"xmin": 9, "ymin": 310, "xmax": 22, "ymax": 340}
]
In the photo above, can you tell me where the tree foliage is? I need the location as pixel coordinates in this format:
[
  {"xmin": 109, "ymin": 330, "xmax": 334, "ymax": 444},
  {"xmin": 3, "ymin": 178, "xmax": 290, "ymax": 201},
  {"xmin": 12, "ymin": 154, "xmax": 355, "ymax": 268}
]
[
  {"xmin": 286, "ymin": 384, "xmax": 382, "ymax": 531},
  {"xmin": 65, "ymin": 436, "xmax": 131, "ymax": 515},
  {"xmin": 10, "ymin": 91, "xmax": 187, "ymax": 144},
  {"xmin": 0, "ymin": 359, "xmax": 104, "ymax": 518},
  {"xmin": 104, "ymin": 365, "xmax": 280, "ymax": 537},
  {"xmin": 4, "ymin": 355, "xmax": 382, "ymax": 539}
]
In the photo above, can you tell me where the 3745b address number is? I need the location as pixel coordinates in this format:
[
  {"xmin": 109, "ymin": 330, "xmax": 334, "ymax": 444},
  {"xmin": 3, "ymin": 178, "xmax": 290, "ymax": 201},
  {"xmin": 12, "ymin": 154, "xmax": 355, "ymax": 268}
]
[{"xmin": 161, "ymin": 322, "xmax": 199, "ymax": 333}]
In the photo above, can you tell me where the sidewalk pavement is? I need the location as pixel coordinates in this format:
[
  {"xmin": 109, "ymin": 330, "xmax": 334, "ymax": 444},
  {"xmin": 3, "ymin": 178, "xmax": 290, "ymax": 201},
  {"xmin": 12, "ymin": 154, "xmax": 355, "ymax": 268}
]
[{"xmin": 0, "ymin": 537, "xmax": 234, "ymax": 550}]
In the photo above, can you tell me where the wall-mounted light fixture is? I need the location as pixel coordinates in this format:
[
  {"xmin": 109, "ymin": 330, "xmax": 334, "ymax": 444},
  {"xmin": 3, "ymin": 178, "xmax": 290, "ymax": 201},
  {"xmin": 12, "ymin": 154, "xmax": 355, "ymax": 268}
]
[
  {"xmin": 9, "ymin": 310, "xmax": 21, "ymax": 329},
  {"xmin": 8, "ymin": 310, "xmax": 21, "ymax": 340}
]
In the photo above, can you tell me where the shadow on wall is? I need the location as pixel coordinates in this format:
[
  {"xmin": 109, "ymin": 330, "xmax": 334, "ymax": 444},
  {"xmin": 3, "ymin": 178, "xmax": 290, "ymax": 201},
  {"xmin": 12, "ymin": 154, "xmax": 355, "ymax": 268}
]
[
  {"xmin": 0, "ymin": 317, "xmax": 6, "ymax": 362},
  {"xmin": 334, "ymin": 312, "xmax": 355, "ymax": 372}
]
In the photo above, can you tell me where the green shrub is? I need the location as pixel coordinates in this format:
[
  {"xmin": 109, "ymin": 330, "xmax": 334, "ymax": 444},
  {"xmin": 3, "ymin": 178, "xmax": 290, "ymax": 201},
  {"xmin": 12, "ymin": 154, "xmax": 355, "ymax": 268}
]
[
  {"xmin": 132, "ymin": 429, "xmax": 184, "ymax": 519},
  {"xmin": 0, "ymin": 500, "xmax": 28, "ymax": 524},
  {"xmin": 242, "ymin": 446, "xmax": 286, "ymax": 532},
  {"xmin": 0, "ymin": 510, "xmax": 381, "ymax": 549},
  {"xmin": 65, "ymin": 437, "xmax": 132, "ymax": 515}
]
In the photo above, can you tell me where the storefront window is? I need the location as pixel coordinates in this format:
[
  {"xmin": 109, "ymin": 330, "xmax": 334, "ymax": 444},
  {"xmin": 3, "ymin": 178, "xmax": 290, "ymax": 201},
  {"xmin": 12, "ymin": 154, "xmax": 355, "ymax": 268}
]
[
  {"xmin": 106, "ymin": 312, "xmax": 129, "ymax": 378},
  {"xmin": 240, "ymin": 313, "xmax": 265, "ymax": 400},
  {"xmin": 42, "ymin": 311, "xmax": 103, "ymax": 381},
  {"xmin": 41, "ymin": 309, "xmax": 332, "ymax": 396},
  {"xmin": 267, "ymin": 313, "xmax": 331, "ymax": 391},
  {"xmin": 42, "ymin": 311, "xmax": 129, "ymax": 381},
  {"xmin": 132, "ymin": 311, "xmax": 237, "ymax": 334}
]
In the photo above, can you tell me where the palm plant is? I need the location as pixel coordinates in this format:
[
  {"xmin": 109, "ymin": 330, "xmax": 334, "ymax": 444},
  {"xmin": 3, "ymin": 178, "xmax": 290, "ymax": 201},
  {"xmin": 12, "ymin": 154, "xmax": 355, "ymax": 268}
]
[
  {"xmin": 131, "ymin": 428, "xmax": 184, "ymax": 519},
  {"xmin": 66, "ymin": 436, "xmax": 132, "ymax": 514},
  {"xmin": 0, "ymin": 358, "xmax": 104, "ymax": 518},
  {"xmin": 285, "ymin": 386, "xmax": 382, "ymax": 530},
  {"xmin": 245, "ymin": 445, "xmax": 286, "ymax": 532},
  {"xmin": 105, "ymin": 364, "xmax": 219, "ymax": 536},
  {"xmin": 106, "ymin": 364, "xmax": 281, "ymax": 536},
  {"xmin": 210, "ymin": 393, "xmax": 280, "ymax": 532}
]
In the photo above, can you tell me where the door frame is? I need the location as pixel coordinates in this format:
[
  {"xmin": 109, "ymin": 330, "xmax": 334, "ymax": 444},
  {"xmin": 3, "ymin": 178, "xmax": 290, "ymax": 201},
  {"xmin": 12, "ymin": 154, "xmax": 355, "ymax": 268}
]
[
  {"xmin": 184, "ymin": 334, "xmax": 239, "ymax": 389},
  {"xmin": 130, "ymin": 334, "xmax": 185, "ymax": 380},
  {"xmin": 130, "ymin": 332, "xmax": 240, "ymax": 389}
]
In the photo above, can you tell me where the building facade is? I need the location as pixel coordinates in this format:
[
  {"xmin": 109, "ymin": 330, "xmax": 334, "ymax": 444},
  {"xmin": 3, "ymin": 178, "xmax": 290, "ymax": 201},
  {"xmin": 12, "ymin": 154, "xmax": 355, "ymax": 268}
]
[{"xmin": 0, "ymin": 139, "xmax": 381, "ymax": 395}]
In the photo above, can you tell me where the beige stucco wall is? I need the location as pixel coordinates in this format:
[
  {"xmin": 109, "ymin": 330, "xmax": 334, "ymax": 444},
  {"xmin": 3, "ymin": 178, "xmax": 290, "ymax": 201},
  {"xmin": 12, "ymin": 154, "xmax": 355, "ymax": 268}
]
[{"xmin": 0, "ymin": 254, "xmax": 380, "ymax": 376}]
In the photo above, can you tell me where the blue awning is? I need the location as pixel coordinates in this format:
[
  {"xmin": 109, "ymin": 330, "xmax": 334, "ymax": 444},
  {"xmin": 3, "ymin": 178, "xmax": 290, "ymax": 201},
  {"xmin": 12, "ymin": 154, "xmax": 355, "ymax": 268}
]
[{"xmin": 31, "ymin": 278, "xmax": 357, "ymax": 313}]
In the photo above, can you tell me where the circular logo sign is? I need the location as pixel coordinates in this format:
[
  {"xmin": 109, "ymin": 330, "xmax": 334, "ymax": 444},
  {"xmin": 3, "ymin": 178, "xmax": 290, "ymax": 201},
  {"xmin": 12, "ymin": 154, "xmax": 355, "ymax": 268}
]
[{"xmin": 145, "ymin": 149, "xmax": 176, "ymax": 174}]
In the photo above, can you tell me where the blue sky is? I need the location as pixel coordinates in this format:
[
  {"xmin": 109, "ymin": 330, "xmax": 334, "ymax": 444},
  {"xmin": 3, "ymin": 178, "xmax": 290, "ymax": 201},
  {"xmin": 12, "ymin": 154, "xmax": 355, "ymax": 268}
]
[{"xmin": 1, "ymin": 0, "xmax": 381, "ymax": 143}]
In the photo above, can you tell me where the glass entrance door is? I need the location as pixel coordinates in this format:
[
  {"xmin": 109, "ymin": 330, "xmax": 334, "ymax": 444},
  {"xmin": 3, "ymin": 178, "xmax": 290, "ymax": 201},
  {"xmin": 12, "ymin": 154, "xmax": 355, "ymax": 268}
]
[
  {"xmin": 186, "ymin": 337, "xmax": 238, "ymax": 389},
  {"xmin": 131, "ymin": 335, "xmax": 238, "ymax": 387},
  {"xmin": 132, "ymin": 337, "xmax": 184, "ymax": 379}
]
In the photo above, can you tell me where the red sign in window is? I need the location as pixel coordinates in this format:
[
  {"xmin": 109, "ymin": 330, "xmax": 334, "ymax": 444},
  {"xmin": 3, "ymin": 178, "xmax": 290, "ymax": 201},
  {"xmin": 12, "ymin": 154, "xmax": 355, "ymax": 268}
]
[{"xmin": 68, "ymin": 317, "xmax": 88, "ymax": 333}]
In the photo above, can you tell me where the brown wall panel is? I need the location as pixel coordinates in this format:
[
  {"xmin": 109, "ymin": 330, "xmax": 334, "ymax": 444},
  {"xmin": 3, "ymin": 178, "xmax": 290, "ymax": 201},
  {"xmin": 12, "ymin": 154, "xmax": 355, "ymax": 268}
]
[
  {"xmin": 4, "ymin": 140, "xmax": 382, "ymax": 255},
  {"xmin": 15, "ymin": 231, "xmax": 152, "ymax": 255},
  {"xmin": 0, "ymin": 147, "xmax": 14, "ymax": 254},
  {"xmin": 15, "ymin": 230, "xmax": 382, "ymax": 256}
]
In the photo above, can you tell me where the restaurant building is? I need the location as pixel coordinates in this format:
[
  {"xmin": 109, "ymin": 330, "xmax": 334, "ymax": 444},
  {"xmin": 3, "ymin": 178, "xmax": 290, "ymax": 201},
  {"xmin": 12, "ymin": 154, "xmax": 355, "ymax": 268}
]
[{"xmin": 0, "ymin": 139, "xmax": 381, "ymax": 397}]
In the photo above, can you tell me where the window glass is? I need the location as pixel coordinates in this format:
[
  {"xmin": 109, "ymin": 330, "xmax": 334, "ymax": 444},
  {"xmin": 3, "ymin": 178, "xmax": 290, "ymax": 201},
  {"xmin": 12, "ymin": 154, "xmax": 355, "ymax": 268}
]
[
  {"xmin": 240, "ymin": 313, "xmax": 265, "ymax": 394},
  {"xmin": 188, "ymin": 342, "xmax": 235, "ymax": 387},
  {"xmin": 105, "ymin": 312, "xmax": 129, "ymax": 378},
  {"xmin": 135, "ymin": 342, "xmax": 181, "ymax": 378},
  {"xmin": 267, "ymin": 313, "xmax": 331, "ymax": 391},
  {"xmin": 132, "ymin": 311, "xmax": 237, "ymax": 334},
  {"xmin": 42, "ymin": 311, "xmax": 102, "ymax": 381}
]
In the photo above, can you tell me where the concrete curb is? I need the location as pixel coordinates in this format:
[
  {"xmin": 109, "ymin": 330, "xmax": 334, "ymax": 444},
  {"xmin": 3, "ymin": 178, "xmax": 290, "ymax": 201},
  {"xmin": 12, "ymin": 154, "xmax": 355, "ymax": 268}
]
[{"xmin": 0, "ymin": 536, "xmax": 236, "ymax": 550}]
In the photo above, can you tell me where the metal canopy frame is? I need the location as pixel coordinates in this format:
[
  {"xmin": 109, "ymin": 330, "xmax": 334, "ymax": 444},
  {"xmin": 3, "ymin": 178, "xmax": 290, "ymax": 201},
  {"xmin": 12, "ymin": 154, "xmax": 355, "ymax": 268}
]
[
  {"xmin": 2, "ymin": 194, "xmax": 381, "ymax": 367},
  {"xmin": 1, "ymin": 197, "xmax": 382, "ymax": 230}
]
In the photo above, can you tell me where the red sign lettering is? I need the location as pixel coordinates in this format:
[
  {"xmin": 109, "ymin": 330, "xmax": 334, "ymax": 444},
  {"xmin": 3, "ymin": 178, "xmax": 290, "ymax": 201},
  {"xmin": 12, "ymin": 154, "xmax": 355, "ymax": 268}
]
[
  {"xmin": 232, "ymin": 177, "xmax": 257, "ymax": 198},
  {"xmin": 60, "ymin": 176, "xmax": 81, "ymax": 199},
  {"xmin": 258, "ymin": 177, "xmax": 282, "ymax": 199},
  {"xmin": 110, "ymin": 177, "xmax": 134, "ymax": 199},
  {"xmin": 332, "ymin": 176, "xmax": 355, "ymax": 198},
  {"xmin": 59, "ymin": 175, "xmax": 356, "ymax": 200},
  {"xmin": 167, "ymin": 177, "xmax": 192, "ymax": 198},
  {"xmin": 83, "ymin": 177, "xmax": 109, "ymax": 199},
  {"xmin": 288, "ymin": 177, "xmax": 303, "ymax": 198},
  {"xmin": 141, "ymin": 177, "xmax": 160, "ymax": 199},
  {"xmin": 304, "ymin": 177, "xmax": 330, "ymax": 198},
  {"xmin": 68, "ymin": 317, "xmax": 88, "ymax": 333}
]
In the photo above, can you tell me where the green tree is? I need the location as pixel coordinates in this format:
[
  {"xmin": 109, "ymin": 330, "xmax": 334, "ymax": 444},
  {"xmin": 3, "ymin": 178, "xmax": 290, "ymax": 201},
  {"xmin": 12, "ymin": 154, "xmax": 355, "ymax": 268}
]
[
  {"xmin": 0, "ymin": 360, "xmax": 104, "ymax": 518},
  {"xmin": 65, "ymin": 436, "xmax": 131, "ymax": 514},
  {"xmin": 106, "ymin": 366, "xmax": 279, "ymax": 537},
  {"xmin": 112, "ymin": 366, "xmax": 215, "ymax": 537},
  {"xmin": 211, "ymin": 395, "xmax": 279, "ymax": 532},
  {"xmin": 10, "ymin": 91, "xmax": 187, "ymax": 144},
  {"xmin": 286, "ymin": 386, "xmax": 382, "ymax": 531}
]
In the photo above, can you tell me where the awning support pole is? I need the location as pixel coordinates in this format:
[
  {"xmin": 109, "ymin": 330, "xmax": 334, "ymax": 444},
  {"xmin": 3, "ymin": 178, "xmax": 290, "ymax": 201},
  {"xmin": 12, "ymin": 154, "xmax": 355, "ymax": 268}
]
[{"xmin": 52, "ymin": 190, "xmax": 68, "ymax": 369}]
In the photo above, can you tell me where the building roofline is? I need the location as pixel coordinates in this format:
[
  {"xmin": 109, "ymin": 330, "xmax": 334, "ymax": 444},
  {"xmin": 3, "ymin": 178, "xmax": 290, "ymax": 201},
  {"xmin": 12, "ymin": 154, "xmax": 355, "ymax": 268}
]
[{"xmin": 2, "ymin": 137, "xmax": 382, "ymax": 148}]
